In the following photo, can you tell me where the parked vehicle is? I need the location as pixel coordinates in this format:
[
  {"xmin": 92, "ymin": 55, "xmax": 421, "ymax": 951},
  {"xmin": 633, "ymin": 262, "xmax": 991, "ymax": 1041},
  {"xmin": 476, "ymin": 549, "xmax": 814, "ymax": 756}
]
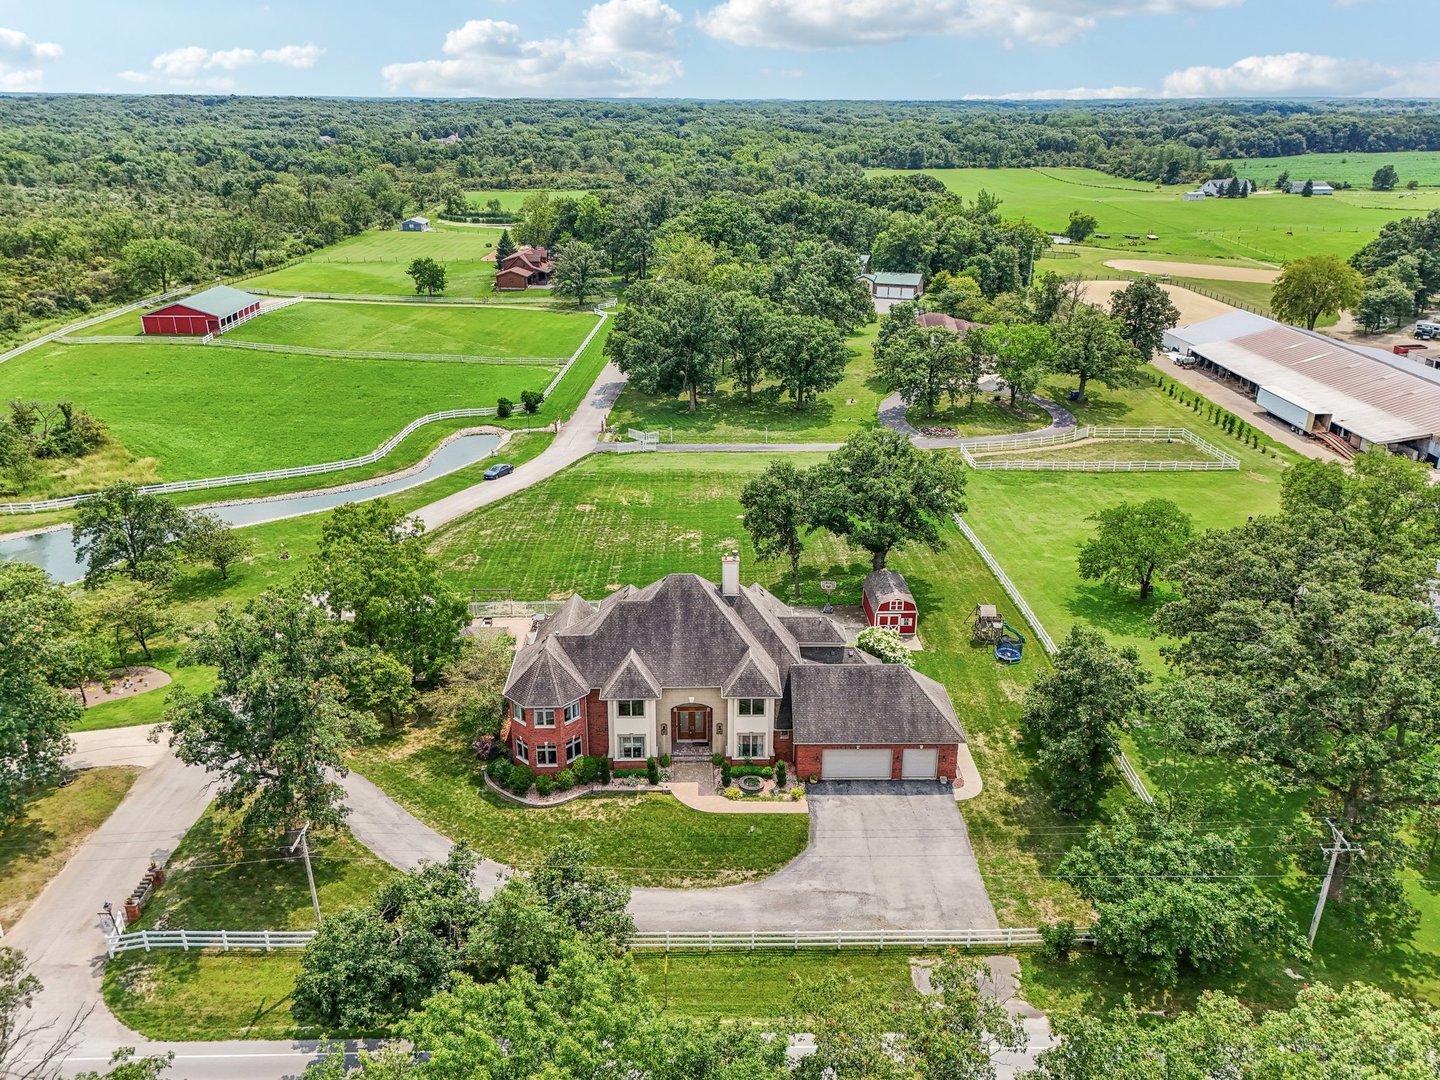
[{"xmin": 483, "ymin": 462, "xmax": 515, "ymax": 480}]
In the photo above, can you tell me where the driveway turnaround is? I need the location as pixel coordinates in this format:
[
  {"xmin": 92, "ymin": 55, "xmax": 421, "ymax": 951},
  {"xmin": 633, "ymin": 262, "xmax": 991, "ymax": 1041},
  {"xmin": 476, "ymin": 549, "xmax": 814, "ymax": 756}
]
[{"xmin": 630, "ymin": 781, "xmax": 999, "ymax": 931}]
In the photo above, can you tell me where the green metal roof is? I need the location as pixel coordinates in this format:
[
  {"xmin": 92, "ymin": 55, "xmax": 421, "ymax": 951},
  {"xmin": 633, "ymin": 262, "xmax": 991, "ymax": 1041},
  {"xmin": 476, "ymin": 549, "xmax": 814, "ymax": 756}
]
[{"xmin": 169, "ymin": 284, "xmax": 260, "ymax": 319}]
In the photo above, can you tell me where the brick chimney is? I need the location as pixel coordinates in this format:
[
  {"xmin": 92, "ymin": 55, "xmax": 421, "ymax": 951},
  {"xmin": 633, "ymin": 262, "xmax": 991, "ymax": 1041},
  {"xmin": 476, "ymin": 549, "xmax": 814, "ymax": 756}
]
[{"xmin": 721, "ymin": 551, "xmax": 740, "ymax": 597}]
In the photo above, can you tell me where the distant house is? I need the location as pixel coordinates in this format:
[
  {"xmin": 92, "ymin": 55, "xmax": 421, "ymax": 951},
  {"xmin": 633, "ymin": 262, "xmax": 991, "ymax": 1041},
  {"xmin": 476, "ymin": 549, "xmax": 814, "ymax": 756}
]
[
  {"xmin": 141, "ymin": 285, "xmax": 261, "ymax": 336},
  {"xmin": 1182, "ymin": 191, "xmax": 1206, "ymax": 202},
  {"xmin": 495, "ymin": 246, "xmax": 553, "ymax": 291},
  {"xmin": 1200, "ymin": 178, "xmax": 1255, "ymax": 197},
  {"xmin": 862, "ymin": 271, "xmax": 923, "ymax": 312},
  {"xmin": 863, "ymin": 569, "xmax": 918, "ymax": 638},
  {"xmin": 916, "ymin": 311, "xmax": 978, "ymax": 335},
  {"xmin": 401, "ymin": 216, "xmax": 431, "ymax": 232},
  {"xmin": 1290, "ymin": 181, "xmax": 1335, "ymax": 195}
]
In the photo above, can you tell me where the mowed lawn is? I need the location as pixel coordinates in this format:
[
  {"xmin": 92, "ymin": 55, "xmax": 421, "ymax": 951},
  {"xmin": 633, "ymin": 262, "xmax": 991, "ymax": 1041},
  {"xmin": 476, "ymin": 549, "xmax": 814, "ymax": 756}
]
[
  {"xmin": 868, "ymin": 166, "xmax": 1440, "ymax": 262},
  {"xmin": 464, "ymin": 189, "xmax": 591, "ymax": 212},
  {"xmin": 227, "ymin": 301, "xmax": 596, "ymax": 359},
  {"xmin": 0, "ymin": 340, "xmax": 554, "ymax": 480},
  {"xmin": 349, "ymin": 718, "xmax": 811, "ymax": 888},
  {"xmin": 245, "ymin": 226, "xmax": 504, "ymax": 297},
  {"xmin": 605, "ymin": 322, "xmax": 888, "ymax": 444},
  {"xmin": 1215, "ymin": 150, "xmax": 1440, "ymax": 188}
]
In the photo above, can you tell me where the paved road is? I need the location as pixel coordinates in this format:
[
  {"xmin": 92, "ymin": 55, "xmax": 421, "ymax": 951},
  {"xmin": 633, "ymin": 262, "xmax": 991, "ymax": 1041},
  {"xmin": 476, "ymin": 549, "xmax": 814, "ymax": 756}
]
[{"xmin": 413, "ymin": 362, "xmax": 627, "ymax": 532}]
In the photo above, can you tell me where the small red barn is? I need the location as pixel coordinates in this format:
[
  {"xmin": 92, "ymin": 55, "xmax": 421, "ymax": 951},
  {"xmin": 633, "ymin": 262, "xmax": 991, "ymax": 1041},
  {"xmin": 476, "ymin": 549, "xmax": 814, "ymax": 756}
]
[
  {"xmin": 141, "ymin": 285, "xmax": 261, "ymax": 336},
  {"xmin": 863, "ymin": 569, "xmax": 917, "ymax": 637}
]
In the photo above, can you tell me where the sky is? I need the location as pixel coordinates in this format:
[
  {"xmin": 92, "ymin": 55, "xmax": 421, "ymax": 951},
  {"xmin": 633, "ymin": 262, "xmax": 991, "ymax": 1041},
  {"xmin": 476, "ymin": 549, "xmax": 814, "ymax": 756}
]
[{"xmin": 0, "ymin": 0, "xmax": 1434, "ymax": 101}]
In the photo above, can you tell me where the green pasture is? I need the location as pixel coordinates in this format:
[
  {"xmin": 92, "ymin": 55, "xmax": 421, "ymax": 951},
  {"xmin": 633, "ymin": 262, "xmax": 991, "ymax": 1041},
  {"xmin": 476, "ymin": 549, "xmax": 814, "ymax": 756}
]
[
  {"xmin": 463, "ymin": 189, "xmax": 590, "ymax": 213},
  {"xmin": 227, "ymin": 301, "xmax": 595, "ymax": 359},
  {"xmin": 1215, "ymin": 150, "xmax": 1440, "ymax": 189},
  {"xmin": 869, "ymin": 166, "xmax": 1440, "ymax": 263},
  {"xmin": 0, "ymin": 339, "xmax": 553, "ymax": 482},
  {"xmin": 244, "ymin": 226, "xmax": 504, "ymax": 297}
]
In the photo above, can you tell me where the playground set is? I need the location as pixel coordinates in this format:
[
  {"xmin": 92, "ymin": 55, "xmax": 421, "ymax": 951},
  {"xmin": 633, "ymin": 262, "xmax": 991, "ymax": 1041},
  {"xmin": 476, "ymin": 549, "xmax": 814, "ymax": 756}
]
[{"xmin": 971, "ymin": 604, "xmax": 1025, "ymax": 664}]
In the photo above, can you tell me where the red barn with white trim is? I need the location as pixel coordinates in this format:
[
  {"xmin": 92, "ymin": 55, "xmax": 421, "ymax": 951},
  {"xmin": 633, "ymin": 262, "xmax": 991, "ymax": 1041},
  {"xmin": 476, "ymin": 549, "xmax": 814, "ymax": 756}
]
[
  {"xmin": 141, "ymin": 285, "xmax": 261, "ymax": 336},
  {"xmin": 863, "ymin": 569, "xmax": 917, "ymax": 637}
]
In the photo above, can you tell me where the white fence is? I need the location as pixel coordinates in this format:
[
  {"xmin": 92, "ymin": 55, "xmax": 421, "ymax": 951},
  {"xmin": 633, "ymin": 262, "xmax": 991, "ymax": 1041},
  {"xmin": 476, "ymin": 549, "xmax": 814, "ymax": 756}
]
[
  {"xmin": 468, "ymin": 599, "xmax": 570, "ymax": 618},
  {"xmin": 961, "ymin": 426, "xmax": 1239, "ymax": 472},
  {"xmin": 0, "ymin": 288, "xmax": 186, "ymax": 367},
  {"xmin": 105, "ymin": 925, "xmax": 1092, "ymax": 958},
  {"xmin": 952, "ymin": 513, "xmax": 1155, "ymax": 806},
  {"xmin": 0, "ymin": 406, "xmax": 497, "ymax": 514},
  {"xmin": 627, "ymin": 428, "xmax": 660, "ymax": 449}
]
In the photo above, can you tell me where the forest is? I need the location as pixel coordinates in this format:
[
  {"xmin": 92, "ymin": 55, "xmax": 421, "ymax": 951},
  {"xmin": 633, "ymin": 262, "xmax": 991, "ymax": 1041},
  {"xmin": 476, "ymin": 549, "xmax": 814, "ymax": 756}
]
[{"xmin": 3, "ymin": 94, "xmax": 1440, "ymax": 343}]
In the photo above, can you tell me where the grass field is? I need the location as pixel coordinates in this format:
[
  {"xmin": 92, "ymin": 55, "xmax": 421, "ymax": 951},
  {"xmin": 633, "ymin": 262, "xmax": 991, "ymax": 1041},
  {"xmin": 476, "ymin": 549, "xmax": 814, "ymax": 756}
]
[
  {"xmin": 244, "ymin": 227, "xmax": 505, "ymax": 298},
  {"xmin": 0, "ymin": 767, "xmax": 139, "ymax": 928},
  {"xmin": 971, "ymin": 437, "xmax": 1217, "ymax": 464},
  {"xmin": 869, "ymin": 166, "xmax": 1440, "ymax": 263},
  {"xmin": 105, "ymin": 952, "xmax": 312, "ymax": 1041},
  {"xmin": 606, "ymin": 322, "xmax": 888, "ymax": 445},
  {"xmin": 0, "ymin": 339, "xmax": 554, "ymax": 484},
  {"xmin": 348, "ymin": 717, "xmax": 811, "ymax": 888},
  {"xmin": 1215, "ymin": 150, "xmax": 1440, "ymax": 189},
  {"xmin": 910, "ymin": 397, "xmax": 1052, "ymax": 435},
  {"xmin": 464, "ymin": 189, "xmax": 590, "ymax": 213}
]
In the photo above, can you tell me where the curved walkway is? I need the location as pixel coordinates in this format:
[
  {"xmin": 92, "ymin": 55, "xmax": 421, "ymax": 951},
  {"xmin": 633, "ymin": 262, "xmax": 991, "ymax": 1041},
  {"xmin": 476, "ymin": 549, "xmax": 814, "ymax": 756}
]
[{"xmin": 879, "ymin": 376, "xmax": 1078, "ymax": 449}]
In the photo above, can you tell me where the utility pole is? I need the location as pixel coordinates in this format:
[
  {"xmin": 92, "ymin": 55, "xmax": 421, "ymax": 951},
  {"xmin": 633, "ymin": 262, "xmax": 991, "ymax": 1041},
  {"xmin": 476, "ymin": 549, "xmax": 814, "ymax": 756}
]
[
  {"xmin": 290, "ymin": 824, "xmax": 322, "ymax": 927},
  {"xmin": 1308, "ymin": 818, "xmax": 1361, "ymax": 947}
]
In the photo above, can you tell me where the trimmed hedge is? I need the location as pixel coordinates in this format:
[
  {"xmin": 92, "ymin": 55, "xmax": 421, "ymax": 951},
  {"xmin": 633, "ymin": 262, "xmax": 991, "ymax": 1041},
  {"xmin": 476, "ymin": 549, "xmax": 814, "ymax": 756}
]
[
  {"xmin": 535, "ymin": 774, "xmax": 555, "ymax": 797},
  {"xmin": 507, "ymin": 764, "xmax": 534, "ymax": 796}
]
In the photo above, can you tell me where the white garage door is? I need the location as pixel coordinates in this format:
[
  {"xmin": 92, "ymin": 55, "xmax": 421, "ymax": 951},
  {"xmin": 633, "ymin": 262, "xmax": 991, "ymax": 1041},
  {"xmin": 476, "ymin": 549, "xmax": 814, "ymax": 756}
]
[
  {"xmin": 822, "ymin": 748, "xmax": 892, "ymax": 780},
  {"xmin": 901, "ymin": 748, "xmax": 938, "ymax": 779}
]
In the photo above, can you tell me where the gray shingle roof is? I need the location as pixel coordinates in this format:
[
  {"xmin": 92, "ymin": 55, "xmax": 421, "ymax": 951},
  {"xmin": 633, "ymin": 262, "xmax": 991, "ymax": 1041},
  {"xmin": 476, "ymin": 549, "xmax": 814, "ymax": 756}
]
[
  {"xmin": 780, "ymin": 615, "xmax": 846, "ymax": 644},
  {"xmin": 601, "ymin": 649, "xmax": 662, "ymax": 700},
  {"xmin": 863, "ymin": 569, "xmax": 914, "ymax": 609},
  {"xmin": 788, "ymin": 665, "xmax": 964, "ymax": 746},
  {"xmin": 168, "ymin": 285, "xmax": 260, "ymax": 319},
  {"xmin": 722, "ymin": 653, "xmax": 782, "ymax": 698},
  {"xmin": 504, "ymin": 637, "xmax": 588, "ymax": 707}
]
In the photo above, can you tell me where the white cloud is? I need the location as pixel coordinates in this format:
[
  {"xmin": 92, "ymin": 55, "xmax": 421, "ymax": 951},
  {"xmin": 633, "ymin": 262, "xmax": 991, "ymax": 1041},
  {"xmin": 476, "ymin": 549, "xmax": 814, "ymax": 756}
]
[
  {"xmin": 0, "ymin": 66, "xmax": 43, "ymax": 91},
  {"xmin": 697, "ymin": 0, "xmax": 1241, "ymax": 49},
  {"xmin": 1160, "ymin": 52, "xmax": 1392, "ymax": 96},
  {"xmin": 128, "ymin": 42, "xmax": 323, "ymax": 86},
  {"xmin": 381, "ymin": 0, "xmax": 683, "ymax": 96},
  {"xmin": 0, "ymin": 26, "xmax": 62, "ymax": 60}
]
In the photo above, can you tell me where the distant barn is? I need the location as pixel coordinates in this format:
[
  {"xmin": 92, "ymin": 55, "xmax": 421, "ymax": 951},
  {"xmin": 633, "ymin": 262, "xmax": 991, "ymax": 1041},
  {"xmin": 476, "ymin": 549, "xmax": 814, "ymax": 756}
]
[
  {"xmin": 401, "ymin": 216, "xmax": 431, "ymax": 232},
  {"xmin": 141, "ymin": 285, "xmax": 261, "ymax": 336}
]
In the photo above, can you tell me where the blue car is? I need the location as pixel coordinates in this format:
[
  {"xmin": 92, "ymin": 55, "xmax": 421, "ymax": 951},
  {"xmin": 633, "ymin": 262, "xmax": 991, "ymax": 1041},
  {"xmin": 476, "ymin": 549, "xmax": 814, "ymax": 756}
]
[{"xmin": 483, "ymin": 462, "xmax": 515, "ymax": 480}]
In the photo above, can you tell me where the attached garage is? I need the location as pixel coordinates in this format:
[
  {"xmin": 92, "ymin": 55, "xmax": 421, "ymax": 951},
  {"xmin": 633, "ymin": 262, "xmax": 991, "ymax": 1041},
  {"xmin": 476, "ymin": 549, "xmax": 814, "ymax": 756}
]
[
  {"xmin": 789, "ymin": 665, "xmax": 966, "ymax": 784},
  {"xmin": 821, "ymin": 748, "xmax": 892, "ymax": 780}
]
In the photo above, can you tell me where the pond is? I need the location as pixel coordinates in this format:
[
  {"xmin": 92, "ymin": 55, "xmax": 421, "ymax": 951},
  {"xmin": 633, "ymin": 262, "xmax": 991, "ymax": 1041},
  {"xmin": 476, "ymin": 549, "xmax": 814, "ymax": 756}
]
[{"xmin": 0, "ymin": 432, "xmax": 502, "ymax": 584}]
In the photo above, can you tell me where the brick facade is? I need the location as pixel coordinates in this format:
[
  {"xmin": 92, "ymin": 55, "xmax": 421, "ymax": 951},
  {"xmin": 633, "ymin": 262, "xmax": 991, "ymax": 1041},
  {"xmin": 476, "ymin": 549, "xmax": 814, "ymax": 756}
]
[
  {"xmin": 510, "ymin": 700, "xmax": 595, "ymax": 774},
  {"xmin": 795, "ymin": 743, "xmax": 958, "ymax": 782},
  {"xmin": 583, "ymin": 689, "xmax": 607, "ymax": 759}
]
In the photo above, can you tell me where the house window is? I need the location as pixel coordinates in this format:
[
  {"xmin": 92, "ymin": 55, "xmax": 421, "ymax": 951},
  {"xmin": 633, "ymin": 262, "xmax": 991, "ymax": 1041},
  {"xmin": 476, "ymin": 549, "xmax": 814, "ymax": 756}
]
[
  {"xmin": 619, "ymin": 734, "xmax": 646, "ymax": 760},
  {"xmin": 738, "ymin": 699, "xmax": 766, "ymax": 716},
  {"xmin": 565, "ymin": 735, "xmax": 583, "ymax": 762},
  {"xmin": 563, "ymin": 700, "xmax": 582, "ymax": 723},
  {"xmin": 616, "ymin": 700, "xmax": 645, "ymax": 717},
  {"xmin": 533, "ymin": 708, "xmax": 556, "ymax": 728},
  {"xmin": 738, "ymin": 733, "xmax": 766, "ymax": 759},
  {"xmin": 537, "ymin": 744, "xmax": 557, "ymax": 767},
  {"xmin": 514, "ymin": 738, "xmax": 528, "ymax": 763}
]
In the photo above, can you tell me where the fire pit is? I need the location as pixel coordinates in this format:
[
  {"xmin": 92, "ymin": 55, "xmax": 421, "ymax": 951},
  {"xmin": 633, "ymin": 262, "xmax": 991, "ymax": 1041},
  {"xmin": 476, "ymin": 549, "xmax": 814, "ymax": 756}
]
[{"xmin": 737, "ymin": 774, "xmax": 764, "ymax": 795}]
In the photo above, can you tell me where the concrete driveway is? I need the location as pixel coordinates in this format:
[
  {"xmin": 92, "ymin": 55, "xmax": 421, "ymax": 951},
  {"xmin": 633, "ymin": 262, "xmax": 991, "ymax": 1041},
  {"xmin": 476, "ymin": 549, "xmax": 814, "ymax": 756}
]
[{"xmin": 629, "ymin": 781, "xmax": 998, "ymax": 931}]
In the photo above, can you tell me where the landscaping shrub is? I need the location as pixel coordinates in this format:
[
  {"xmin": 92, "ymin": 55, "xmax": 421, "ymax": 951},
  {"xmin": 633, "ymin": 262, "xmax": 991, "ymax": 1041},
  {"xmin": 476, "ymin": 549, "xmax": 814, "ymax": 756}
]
[
  {"xmin": 472, "ymin": 734, "xmax": 501, "ymax": 762},
  {"xmin": 856, "ymin": 626, "xmax": 915, "ymax": 667},
  {"xmin": 711, "ymin": 752, "xmax": 725, "ymax": 767},
  {"xmin": 720, "ymin": 761, "xmax": 732, "ymax": 786},
  {"xmin": 520, "ymin": 389, "xmax": 545, "ymax": 414},
  {"xmin": 645, "ymin": 756, "xmax": 660, "ymax": 784},
  {"xmin": 534, "ymin": 774, "xmax": 555, "ymax": 797},
  {"xmin": 776, "ymin": 761, "xmax": 787, "ymax": 786},
  {"xmin": 723, "ymin": 787, "xmax": 744, "ymax": 801},
  {"xmin": 486, "ymin": 757, "xmax": 513, "ymax": 786},
  {"xmin": 599, "ymin": 757, "xmax": 611, "ymax": 785},
  {"xmin": 730, "ymin": 764, "xmax": 775, "ymax": 779},
  {"xmin": 507, "ymin": 764, "xmax": 534, "ymax": 796},
  {"xmin": 1040, "ymin": 919, "xmax": 1078, "ymax": 962},
  {"xmin": 497, "ymin": 397, "xmax": 514, "ymax": 419},
  {"xmin": 572, "ymin": 756, "xmax": 599, "ymax": 784},
  {"xmin": 789, "ymin": 787, "xmax": 805, "ymax": 800},
  {"xmin": 554, "ymin": 768, "xmax": 576, "ymax": 792},
  {"xmin": 659, "ymin": 753, "xmax": 672, "ymax": 768},
  {"xmin": 612, "ymin": 768, "xmax": 649, "ymax": 780}
]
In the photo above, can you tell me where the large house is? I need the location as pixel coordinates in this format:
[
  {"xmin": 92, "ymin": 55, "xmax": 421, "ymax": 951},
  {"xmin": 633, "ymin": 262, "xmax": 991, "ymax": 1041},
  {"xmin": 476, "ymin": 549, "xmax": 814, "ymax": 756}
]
[
  {"xmin": 1199, "ymin": 178, "xmax": 1255, "ymax": 197},
  {"xmin": 495, "ymin": 246, "xmax": 553, "ymax": 290},
  {"xmin": 502, "ymin": 556, "xmax": 967, "ymax": 782}
]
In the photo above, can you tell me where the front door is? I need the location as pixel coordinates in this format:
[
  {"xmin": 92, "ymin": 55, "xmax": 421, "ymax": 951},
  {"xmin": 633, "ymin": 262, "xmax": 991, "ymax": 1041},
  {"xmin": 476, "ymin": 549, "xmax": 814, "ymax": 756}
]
[{"xmin": 674, "ymin": 706, "xmax": 710, "ymax": 743}]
